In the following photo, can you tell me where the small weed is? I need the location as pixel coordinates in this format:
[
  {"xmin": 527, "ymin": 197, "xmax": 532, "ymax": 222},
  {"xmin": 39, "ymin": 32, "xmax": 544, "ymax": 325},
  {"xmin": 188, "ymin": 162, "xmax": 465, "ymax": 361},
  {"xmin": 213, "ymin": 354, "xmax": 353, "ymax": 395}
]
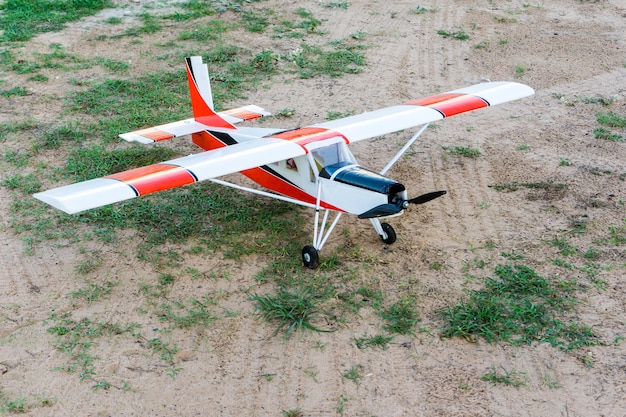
[
  {"xmin": 2, "ymin": 397, "xmax": 27, "ymax": 413},
  {"xmin": 515, "ymin": 65, "xmax": 528, "ymax": 77},
  {"xmin": 282, "ymin": 409, "xmax": 303, "ymax": 417},
  {"xmin": 147, "ymin": 337, "xmax": 178, "ymax": 363},
  {"xmin": 69, "ymin": 280, "xmax": 118, "ymax": 303},
  {"xmin": 275, "ymin": 108, "xmax": 296, "ymax": 117},
  {"xmin": 342, "ymin": 364, "xmax": 363, "ymax": 386},
  {"xmin": 92, "ymin": 380, "xmax": 111, "ymax": 391},
  {"xmin": 380, "ymin": 297, "xmax": 419, "ymax": 335},
  {"xmin": 542, "ymin": 375, "xmax": 562, "ymax": 389},
  {"xmin": 437, "ymin": 29, "xmax": 470, "ymax": 40},
  {"xmin": 354, "ymin": 334, "xmax": 394, "ymax": 349},
  {"xmin": 606, "ymin": 221, "xmax": 626, "ymax": 245},
  {"xmin": 322, "ymin": 1, "xmax": 349, "ymax": 9},
  {"xmin": 481, "ymin": 366, "xmax": 527, "ymax": 387},
  {"xmin": 336, "ymin": 395, "xmax": 350, "ymax": 416},
  {"xmin": 325, "ymin": 110, "xmax": 354, "ymax": 120},
  {"xmin": 442, "ymin": 145, "xmax": 481, "ymax": 157},
  {"xmin": 559, "ymin": 158, "xmax": 571, "ymax": 166},
  {"xmin": 547, "ymin": 236, "xmax": 577, "ymax": 256}
]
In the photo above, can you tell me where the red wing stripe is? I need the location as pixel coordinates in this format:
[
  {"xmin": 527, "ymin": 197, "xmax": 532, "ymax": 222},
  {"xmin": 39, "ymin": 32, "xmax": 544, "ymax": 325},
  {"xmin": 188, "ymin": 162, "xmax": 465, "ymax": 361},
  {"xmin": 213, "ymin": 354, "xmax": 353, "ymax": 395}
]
[
  {"xmin": 271, "ymin": 127, "xmax": 348, "ymax": 148},
  {"xmin": 133, "ymin": 128, "xmax": 175, "ymax": 142},
  {"xmin": 406, "ymin": 93, "xmax": 489, "ymax": 117},
  {"xmin": 106, "ymin": 164, "xmax": 197, "ymax": 196}
]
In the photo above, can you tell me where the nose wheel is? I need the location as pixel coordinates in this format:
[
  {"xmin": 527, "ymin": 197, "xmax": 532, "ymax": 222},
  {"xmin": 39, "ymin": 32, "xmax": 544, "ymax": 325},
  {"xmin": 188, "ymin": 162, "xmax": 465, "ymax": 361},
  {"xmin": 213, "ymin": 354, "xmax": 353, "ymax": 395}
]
[
  {"xmin": 302, "ymin": 245, "xmax": 319, "ymax": 269},
  {"xmin": 380, "ymin": 222, "xmax": 396, "ymax": 244}
]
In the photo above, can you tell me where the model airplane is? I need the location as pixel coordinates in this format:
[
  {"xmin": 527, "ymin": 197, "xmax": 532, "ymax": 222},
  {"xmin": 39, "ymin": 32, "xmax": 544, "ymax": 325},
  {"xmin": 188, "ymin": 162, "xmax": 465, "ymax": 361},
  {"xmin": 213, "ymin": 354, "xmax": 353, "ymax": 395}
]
[{"xmin": 34, "ymin": 56, "xmax": 534, "ymax": 268}]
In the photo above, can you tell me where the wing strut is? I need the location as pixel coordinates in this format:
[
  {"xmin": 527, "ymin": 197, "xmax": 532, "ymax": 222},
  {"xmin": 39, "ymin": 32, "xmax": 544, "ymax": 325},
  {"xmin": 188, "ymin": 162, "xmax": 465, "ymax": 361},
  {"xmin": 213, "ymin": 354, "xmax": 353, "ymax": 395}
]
[
  {"xmin": 209, "ymin": 178, "xmax": 317, "ymax": 209},
  {"xmin": 379, "ymin": 123, "xmax": 430, "ymax": 175}
]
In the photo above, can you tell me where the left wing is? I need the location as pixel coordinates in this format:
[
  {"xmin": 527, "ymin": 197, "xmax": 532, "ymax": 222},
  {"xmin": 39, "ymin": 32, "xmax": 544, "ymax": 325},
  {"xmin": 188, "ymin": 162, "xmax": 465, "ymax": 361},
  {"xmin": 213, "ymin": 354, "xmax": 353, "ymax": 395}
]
[{"xmin": 34, "ymin": 137, "xmax": 305, "ymax": 214}]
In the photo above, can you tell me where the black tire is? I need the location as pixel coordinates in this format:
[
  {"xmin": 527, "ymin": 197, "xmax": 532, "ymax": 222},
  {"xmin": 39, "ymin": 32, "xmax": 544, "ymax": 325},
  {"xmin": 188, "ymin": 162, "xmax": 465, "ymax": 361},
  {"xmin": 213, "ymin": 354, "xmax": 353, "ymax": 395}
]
[
  {"xmin": 302, "ymin": 245, "xmax": 320, "ymax": 269},
  {"xmin": 380, "ymin": 222, "xmax": 396, "ymax": 244}
]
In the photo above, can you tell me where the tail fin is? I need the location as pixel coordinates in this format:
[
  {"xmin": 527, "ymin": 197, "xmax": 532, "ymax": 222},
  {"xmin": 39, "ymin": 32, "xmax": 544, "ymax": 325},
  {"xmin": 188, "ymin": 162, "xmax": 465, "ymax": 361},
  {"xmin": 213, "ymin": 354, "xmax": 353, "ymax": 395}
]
[{"xmin": 185, "ymin": 56, "xmax": 236, "ymax": 129}]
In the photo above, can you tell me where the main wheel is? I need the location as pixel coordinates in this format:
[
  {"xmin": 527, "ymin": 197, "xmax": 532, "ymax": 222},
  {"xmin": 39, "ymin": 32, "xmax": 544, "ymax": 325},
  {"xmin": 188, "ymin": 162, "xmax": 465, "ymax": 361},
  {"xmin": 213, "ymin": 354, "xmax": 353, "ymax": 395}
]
[
  {"xmin": 302, "ymin": 245, "xmax": 320, "ymax": 269},
  {"xmin": 380, "ymin": 222, "xmax": 396, "ymax": 244}
]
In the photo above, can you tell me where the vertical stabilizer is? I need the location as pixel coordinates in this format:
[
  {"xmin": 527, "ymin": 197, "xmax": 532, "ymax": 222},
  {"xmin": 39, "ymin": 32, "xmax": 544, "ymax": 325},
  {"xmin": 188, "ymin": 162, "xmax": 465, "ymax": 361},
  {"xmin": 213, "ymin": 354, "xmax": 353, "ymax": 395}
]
[{"xmin": 185, "ymin": 57, "xmax": 236, "ymax": 129}]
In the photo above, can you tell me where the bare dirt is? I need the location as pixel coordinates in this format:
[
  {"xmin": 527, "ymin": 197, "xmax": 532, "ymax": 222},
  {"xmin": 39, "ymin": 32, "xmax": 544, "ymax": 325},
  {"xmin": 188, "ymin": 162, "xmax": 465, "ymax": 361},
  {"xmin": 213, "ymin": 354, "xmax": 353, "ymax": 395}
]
[{"xmin": 1, "ymin": 0, "xmax": 626, "ymax": 416}]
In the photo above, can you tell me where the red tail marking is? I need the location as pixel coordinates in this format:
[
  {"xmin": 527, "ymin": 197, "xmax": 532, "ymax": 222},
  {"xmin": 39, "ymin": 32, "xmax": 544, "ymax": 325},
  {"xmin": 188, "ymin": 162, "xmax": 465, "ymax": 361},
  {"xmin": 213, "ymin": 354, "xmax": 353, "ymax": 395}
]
[
  {"xmin": 107, "ymin": 164, "xmax": 196, "ymax": 196},
  {"xmin": 185, "ymin": 66, "xmax": 236, "ymax": 129},
  {"xmin": 406, "ymin": 93, "xmax": 488, "ymax": 117}
]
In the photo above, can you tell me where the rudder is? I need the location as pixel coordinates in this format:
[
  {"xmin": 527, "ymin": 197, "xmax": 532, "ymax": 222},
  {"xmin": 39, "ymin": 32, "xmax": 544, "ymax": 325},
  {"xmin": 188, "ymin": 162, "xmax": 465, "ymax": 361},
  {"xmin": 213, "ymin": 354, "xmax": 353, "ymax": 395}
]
[{"xmin": 185, "ymin": 56, "xmax": 236, "ymax": 129}]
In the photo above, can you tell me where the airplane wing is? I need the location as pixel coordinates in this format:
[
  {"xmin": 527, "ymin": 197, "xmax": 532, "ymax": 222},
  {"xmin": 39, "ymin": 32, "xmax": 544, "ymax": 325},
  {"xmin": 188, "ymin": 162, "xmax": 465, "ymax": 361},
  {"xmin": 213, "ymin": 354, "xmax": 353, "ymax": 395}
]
[
  {"xmin": 34, "ymin": 137, "xmax": 305, "ymax": 214},
  {"xmin": 309, "ymin": 82, "xmax": 534, "ymax": 144},
  {"xmin": 120, "ymin": 105, "xmax": 271, "ymax": 144}
]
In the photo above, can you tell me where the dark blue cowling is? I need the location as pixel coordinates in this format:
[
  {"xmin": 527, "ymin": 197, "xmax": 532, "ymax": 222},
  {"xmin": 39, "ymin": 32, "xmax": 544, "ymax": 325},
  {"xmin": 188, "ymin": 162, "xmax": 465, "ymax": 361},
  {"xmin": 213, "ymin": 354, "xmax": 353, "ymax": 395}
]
[{"xmin": 319, "ymin": 163, "xmax": 405, "ymax": 198}]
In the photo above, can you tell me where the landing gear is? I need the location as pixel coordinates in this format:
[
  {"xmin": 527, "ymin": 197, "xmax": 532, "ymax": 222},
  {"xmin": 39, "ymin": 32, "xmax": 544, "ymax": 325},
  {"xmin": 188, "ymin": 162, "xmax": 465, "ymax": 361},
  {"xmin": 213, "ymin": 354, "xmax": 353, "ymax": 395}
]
[
  {"xmin": 302, "ymin": 245, "xmax": 319, "ymax": 269},
  {"xmin": 380, "ymin": 222, "xmax": 396, "ymax": 244},
  {"xmin": 370, "ymin": 218, "xmax": 397, "ymax": 245}
]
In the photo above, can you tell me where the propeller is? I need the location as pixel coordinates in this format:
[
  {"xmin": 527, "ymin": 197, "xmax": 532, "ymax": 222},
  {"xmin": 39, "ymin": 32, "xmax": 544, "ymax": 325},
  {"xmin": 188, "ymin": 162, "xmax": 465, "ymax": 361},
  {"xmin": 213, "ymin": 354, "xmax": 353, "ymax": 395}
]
[{"xmin": 358, "ymin": 190, "xmax": 447, "ymax": 219}]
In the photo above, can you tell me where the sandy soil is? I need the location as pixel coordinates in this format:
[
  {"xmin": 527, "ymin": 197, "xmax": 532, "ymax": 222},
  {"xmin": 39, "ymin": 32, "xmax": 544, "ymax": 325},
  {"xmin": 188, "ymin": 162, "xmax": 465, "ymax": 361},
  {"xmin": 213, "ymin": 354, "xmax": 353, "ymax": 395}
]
[{"xmin": 1, "ymin": 0, "xmax": 625, "ymax": 416}]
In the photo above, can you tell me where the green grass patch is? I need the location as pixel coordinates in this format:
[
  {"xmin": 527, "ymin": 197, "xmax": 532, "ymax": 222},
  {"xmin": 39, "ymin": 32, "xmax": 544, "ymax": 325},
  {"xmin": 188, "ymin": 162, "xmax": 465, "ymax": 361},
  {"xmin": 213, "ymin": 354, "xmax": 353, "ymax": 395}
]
[
  {"xmin": 481, "ymin": 366, "xmax": 526, "ymax": 387},
  {"xmin": 437, "ymin": 28, "xmax": 470, "ymax": 40},
  {"xmin": 442, "ymin": 145, "xmax": 481, "ymax": 157},
  {"xmin": 288, "ymin": 41, "xmax": 366, "ymax": 78},
  {"xmin": 0, "ymin": 0, "xmax": 113, "ymax": 42},
  {"xmin": 250, "ymin": 286, "xmax": 334, "ymax": 338},
  {"xmin": 380, "ymin": 296, "xmax": 419, "ymax": 335},
  {"xmin": 441, "ymin": 264, "xmax": 599, "ymax": 351},
  {"xmin": 354, "ymin": 334, "xmax": 394, "ymax": 349},
  {"xmin": 594, "ymin": 111, "xmax": 626, "ymax": 142}
]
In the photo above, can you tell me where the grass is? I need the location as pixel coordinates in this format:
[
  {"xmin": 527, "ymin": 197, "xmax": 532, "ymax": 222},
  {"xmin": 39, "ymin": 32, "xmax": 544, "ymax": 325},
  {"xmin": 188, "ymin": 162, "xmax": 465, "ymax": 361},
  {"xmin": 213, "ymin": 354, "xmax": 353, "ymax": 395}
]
[
  {"xmin": 437, "ymin": 28, "xmax": 470, "ymax": 40},
  {"xmin": 354, "ymin": 334, "xmax": 394, "ymax": 349},
  {"xmin": 594, "ymin": 111, "xmax": 626, "ymax": 142},
  {"xmin": 380, "ymin": 297, "xmax": 419, "ymax": 335},
  {"xmin": 0, "ymin": 0, "xmax": 113, "ymax": 42},
  {"xmin": 250, "ymin": 287, "xmax": 334, "ymax": 338},
  {"xmin": 481, "ymin": 366, "xmax": 527, "ymax": 387},
  {"xmin": 341, "ymin": 364, "xmax": 363, "ymax": 386},
  {"xmin": 442, "ymin": 145, "xmax": 481, "ymax": 158},
  {"xmin": 441, "ymin": 264, "xmax": 600, "ymax": 351},
  {"xmin": 288, "ymin": 41, "xmax": 366, "ymax": 78}
]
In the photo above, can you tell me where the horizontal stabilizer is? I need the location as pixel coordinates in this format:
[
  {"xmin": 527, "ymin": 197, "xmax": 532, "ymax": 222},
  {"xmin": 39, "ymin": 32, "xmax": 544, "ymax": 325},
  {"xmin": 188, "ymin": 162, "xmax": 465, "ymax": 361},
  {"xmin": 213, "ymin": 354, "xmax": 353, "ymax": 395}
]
[{"xmin": 120, "ymin": 105, "xmax": 271, "ymax": 144}]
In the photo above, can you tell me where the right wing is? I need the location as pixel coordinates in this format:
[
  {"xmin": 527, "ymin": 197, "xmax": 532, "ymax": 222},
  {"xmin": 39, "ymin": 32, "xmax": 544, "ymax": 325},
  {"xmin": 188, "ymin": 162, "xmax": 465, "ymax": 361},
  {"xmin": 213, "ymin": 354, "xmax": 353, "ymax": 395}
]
[
  {"xmin": 33, "ymin": 137, "xmax": 305, "ymax": 214},
  {"xmin": 310, "ymin": 81, "xmax": 534, "ymax": 144}
]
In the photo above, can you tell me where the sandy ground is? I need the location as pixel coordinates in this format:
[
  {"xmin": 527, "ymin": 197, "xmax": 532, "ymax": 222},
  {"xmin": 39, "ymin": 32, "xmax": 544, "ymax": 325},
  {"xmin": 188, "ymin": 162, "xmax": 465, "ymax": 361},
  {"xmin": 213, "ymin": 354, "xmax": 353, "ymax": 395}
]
[{"xmin": 1, "ymin": 0, "xmax": 626, "ymax": 416}]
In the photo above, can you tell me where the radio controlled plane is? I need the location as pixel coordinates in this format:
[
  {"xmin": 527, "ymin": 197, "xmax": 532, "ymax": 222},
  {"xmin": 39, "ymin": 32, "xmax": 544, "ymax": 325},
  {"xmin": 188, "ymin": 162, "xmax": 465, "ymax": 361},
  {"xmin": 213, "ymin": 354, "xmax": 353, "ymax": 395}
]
[{"xmin": 34, "ymin": 56, "xmax": 534, "ymax": 268}]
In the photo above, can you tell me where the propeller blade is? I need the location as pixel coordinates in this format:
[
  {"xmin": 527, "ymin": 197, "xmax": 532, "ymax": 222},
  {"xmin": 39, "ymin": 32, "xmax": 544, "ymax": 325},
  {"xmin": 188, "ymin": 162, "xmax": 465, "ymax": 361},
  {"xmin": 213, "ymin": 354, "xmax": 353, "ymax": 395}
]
[
  {"xmin": 408, "ymin": 190, "xmax": 447, "ymax": 205},
  {"xmin": 358, "ymin": 203, "xmax": 402, "ymax": 219}
]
